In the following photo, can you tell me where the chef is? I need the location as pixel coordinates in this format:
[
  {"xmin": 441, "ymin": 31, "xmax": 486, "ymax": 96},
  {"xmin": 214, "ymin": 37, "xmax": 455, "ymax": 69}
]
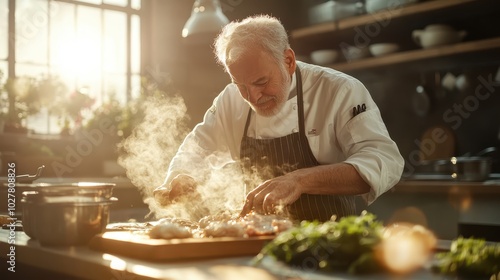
[{"xmin": 153, "ymin": 15, "xmax": 404, "ymax": 222}]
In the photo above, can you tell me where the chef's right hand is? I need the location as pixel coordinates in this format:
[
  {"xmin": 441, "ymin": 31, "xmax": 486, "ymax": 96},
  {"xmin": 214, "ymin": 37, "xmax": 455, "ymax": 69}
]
[{"xmin": 153, "ymin": 174, "xmax": 199, "ymax": 206}]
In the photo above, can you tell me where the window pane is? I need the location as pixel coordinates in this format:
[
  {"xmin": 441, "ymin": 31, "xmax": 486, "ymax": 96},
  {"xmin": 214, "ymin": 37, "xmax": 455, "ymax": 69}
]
[
  {"xmin": 131, "ymin": 0, "xmax": 141, "ymax": 10},
  {"xmin": 16, "ymin": 63, "xmax": 48, "ymax": 78},
  {"xmin": 131, "ymin": 14, "xmax": 140, "ymax": 73},
  {"xmin": 104, "ymin": 73, "xmax": 126, "ymax": 104},
  {"xmin": 15, "ymin": 0, "xmax": 48, "ymax": 64},
  {"xmin": 50, "ymin": 2, "xmax": 76, "ymax": 89},
  {"xmin": 27, "ymin": 108, "xmax": 61, "ymax": 135},
  {"xmin": 0, "ymin": 0, "xmax": 7, "ymax": 59},
  {"xmin": 76, "ymin": 5, "xmax": 102, "ymax": 84},
  {"xmin": 131, "ymin": 73, "xmax": 140, "ymax": 99},
  {"xmin": 103, "ymin": 0, "xmax": 127, "ymax": 7},
  {"xmin": 104, "ymin": 10, "xmax": 126, "ymax": 74}
]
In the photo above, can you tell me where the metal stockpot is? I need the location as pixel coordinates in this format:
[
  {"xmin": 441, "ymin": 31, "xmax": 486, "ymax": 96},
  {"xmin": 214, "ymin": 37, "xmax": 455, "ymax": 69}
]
[
  {"xmin": 21, "ymin": 193, "xmax": 117, "ymax": 246},
  {"xmin": 432, "ymin": 156, "xmax": 492, "ymax": 182},
  {"xmin": 20, "ymin": 182, "xmax": 117, "ymax": 246}
]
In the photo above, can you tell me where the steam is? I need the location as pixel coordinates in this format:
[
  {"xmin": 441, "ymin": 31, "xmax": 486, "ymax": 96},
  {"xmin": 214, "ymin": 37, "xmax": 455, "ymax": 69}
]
[{"xmin": 117, "ymin": 94, "xmax": 248, "ymax": 221}]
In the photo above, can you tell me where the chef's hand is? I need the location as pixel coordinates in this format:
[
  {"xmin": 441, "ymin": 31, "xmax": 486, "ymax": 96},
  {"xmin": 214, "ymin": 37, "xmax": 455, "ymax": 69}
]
[
  {"xmin": 153, "ymin": 174, "xmax": 199, "ymax": 206},
  {"xmin": 240, "ymin": 174, "xmax": 303, "ymax": 217}
]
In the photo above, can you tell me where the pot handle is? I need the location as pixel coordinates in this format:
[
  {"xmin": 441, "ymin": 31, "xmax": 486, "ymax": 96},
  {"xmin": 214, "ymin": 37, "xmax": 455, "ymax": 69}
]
[
  {"xmin": 476, "ymin": 146, "xmax": 497, "ymax": 157},
  {"xmin": 15, "ymin": 165, "xmax": 45, "ymax": 183}
]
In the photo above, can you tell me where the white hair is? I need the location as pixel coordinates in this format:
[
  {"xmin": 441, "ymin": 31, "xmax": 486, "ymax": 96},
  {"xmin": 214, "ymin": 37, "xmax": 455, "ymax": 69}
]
[{"xmin": 213, "ymin": 14, "xmax": 290, "ymax": 71}]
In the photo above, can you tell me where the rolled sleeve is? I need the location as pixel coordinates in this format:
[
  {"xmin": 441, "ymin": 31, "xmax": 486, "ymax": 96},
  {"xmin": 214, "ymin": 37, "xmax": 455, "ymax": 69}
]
[{"xmin": 341, "ymin": 109, "xmax": 404, "ymax": 204}]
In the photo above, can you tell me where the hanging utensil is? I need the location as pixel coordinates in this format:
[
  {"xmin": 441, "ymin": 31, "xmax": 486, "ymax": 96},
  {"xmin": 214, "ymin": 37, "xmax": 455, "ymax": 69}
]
[{"xmin": 434, "ymin": 72, "xmax": 447, "ymax": 100}]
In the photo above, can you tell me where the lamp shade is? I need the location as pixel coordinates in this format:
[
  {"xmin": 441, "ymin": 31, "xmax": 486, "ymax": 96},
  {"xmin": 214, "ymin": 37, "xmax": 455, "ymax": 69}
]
[{"xmin": 182, "ymin": 0, "xmax": 229, "ymax": 39}]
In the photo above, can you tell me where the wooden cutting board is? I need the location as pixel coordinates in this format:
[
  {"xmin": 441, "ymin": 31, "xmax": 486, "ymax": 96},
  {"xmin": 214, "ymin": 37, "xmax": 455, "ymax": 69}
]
[{"xmin": 88, "ymin": 231, "xmax": 275, "ymax": 262}]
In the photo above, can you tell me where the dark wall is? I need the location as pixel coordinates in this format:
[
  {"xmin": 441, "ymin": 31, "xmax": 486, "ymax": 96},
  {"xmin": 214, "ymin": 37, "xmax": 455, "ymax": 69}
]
[{"xmin": 359, "ymin": 67, "xmax": 500, "ymax": 172}]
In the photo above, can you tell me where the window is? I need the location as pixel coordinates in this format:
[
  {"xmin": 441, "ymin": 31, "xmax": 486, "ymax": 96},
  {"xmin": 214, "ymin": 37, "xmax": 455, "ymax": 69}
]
[
  {"xmin": 1, "ymin": 0, "xmax": 141, "ymax": 134},
  {"xmin": 0, "ymin": 0, "xmax": 8, "ymax": 79}
]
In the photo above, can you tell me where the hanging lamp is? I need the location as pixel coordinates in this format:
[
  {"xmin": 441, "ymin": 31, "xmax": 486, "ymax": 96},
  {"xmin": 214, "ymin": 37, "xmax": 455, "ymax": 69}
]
[{"xmin": 182, "ymin": 0, "xmax": 229, "ymax": 44}]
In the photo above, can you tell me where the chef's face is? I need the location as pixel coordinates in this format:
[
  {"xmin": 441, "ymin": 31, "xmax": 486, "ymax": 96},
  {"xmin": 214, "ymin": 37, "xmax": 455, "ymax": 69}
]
[{"xmin": 227, "ymin": 48, "xmax": 296, "ymax": 117}]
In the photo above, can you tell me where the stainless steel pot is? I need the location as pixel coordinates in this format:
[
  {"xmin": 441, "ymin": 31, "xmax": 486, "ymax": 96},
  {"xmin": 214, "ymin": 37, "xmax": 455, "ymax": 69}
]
[
  {"xmin": 20, "ymin": 182, "xmax": 117, "ymax": 246},
  {"xmin": 21, "ymin": 195, "xmax": 117, "ymax": 246},
  {"xmin": 432, "ymin": 156, "xmax": 492, "ymax": 182},
  {"xmin": 415, "ymin": 147, "xmax": 497, "ymax": 181}
]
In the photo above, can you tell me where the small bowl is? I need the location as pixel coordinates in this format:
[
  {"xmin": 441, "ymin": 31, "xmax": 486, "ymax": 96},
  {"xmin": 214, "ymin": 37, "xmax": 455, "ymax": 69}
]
[
  {"xmin": 369, "ymin": 43, "xmax": 400, "ymax": 57},
  {"xmin": 412, "ymin": 24, "xmax": 467, "ymax": 49},
  {"xmin": 342, "ymin": 45, "xmax": 371, "ymax": 61},
  {"xmin": 310, "ymin": 49, "xmax": 339, "ymax": 65}
]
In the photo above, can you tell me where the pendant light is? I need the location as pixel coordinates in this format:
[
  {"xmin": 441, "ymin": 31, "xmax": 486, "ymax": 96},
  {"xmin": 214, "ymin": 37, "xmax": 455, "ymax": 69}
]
[{"xmin": 182, "ymin": 0, "xmax": 229, "ymax": 44}]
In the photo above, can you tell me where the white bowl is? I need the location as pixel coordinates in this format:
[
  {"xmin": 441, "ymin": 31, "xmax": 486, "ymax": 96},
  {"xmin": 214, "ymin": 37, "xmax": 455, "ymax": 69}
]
[
  {"xmin": 369, "ymin": 43, "xmax": 400, "ymax": 57},
  {"xmin": 412, "ymin": 24, "xmax": 467, "ymax": 49},
  {"xmin": 342, "ymin": 45, "xmax": 371, "ymax": 61},
  {"xmin": 310, "ymin": 49, "xmax": 339, "ymax": 65}
]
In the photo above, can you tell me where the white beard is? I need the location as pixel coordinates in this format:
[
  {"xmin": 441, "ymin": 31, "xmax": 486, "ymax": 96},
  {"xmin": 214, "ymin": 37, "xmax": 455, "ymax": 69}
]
[{"xmin": 253, "ymin": 68, "xmax": 292, "ymax": 117}]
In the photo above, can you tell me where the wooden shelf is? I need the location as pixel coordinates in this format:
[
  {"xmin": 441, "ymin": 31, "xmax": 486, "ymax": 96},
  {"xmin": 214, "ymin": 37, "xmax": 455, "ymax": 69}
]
[
  {"xmin": 327, "ymin": 37, "xmax": 500, "ymax": 73},
  {"xmin": 290, "ymin": 0, "xmax": 500, "ymax": 76},
  {"xmin": 291, "ymin": 0, "xmax": 479, "ymax": 40}
]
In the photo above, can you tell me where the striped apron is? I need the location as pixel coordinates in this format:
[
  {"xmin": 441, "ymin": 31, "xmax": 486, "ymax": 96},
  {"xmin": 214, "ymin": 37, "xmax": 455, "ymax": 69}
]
[{"xmin": 239, "ymin": 66, "xmax": 356, "ymax": 222}]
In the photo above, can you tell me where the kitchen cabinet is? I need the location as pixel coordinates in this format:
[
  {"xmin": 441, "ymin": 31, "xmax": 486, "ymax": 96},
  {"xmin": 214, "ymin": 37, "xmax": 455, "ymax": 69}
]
[{"xmin": 290, "ymin": 0, "xmax": 500, "ymax": 76}]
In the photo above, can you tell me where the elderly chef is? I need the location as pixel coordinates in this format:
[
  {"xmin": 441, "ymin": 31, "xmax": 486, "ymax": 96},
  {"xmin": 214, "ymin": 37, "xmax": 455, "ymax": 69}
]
[{"xmin": 153, "ymin": 15, "xmax": 404, "ymax": 222}]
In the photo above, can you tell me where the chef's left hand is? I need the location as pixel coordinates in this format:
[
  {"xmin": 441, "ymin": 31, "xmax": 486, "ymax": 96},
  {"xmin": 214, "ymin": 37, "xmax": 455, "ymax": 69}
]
[{"xmin": 240, "ymin": 174, "xmax": 303, "ymax": 217}]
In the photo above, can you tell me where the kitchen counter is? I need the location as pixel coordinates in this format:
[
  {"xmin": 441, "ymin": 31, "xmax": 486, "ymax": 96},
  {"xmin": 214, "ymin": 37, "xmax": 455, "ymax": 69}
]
[
  {"xmin": 395, "ymin": 173, "xmax": 500, "ymax": 194},
  {"xmin": 0, "ymin": 229, "xmax": 459, "ymax": 280},
  {"xmin": 1, "ymin": 174, "xmax": 496, "ymax": 279},
  {"xmin": 365, "ymin": 175, "xmax": 500, "ymax": 241}
]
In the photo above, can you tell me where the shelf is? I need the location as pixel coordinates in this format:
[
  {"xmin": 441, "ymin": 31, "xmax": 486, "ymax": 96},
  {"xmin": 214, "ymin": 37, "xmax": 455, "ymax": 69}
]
[
  {"xmin": 291, "ymin": 0, "xmax": 479, "ymax": 40},
  {"xmin": 327, "ymin": 37, "xmax": 500, "ymax": 73},
  {"xmin": 290, "ymin": 0, "xmax": 500, "ymax": 76}
]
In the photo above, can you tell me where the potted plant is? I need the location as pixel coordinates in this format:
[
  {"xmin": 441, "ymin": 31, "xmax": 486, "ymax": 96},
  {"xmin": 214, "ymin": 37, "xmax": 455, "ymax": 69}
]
[
  {"xmin": 59, "ymin": 87, "xmax": 95, "ymax": 135},
  {"xmin": 0, "ymin": 72, "xmax": 68, "ymax": 134}
]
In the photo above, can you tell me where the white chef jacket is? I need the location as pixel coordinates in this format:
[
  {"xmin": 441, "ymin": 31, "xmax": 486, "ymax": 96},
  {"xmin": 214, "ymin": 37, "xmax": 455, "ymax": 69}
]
[{"xmin": 165, "ymin": 61, "xmax": 404, "ymax": 204}]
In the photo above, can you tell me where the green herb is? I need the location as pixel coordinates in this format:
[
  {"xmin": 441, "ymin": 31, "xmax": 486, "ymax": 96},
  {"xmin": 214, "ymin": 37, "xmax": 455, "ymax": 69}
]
[
  {"xmin": 252, "ymin": 211, "xmax": 385, "ymax": 274},
  {"xmin": 432, "ymin": 237, "xmax": 500, "ymax": 278}
]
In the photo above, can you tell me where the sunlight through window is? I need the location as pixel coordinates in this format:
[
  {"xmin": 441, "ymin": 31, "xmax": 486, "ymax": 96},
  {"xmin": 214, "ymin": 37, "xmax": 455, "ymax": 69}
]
[{"xmin": 3, "ymin": 0, "xmax": 142, "ymax": 134}]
